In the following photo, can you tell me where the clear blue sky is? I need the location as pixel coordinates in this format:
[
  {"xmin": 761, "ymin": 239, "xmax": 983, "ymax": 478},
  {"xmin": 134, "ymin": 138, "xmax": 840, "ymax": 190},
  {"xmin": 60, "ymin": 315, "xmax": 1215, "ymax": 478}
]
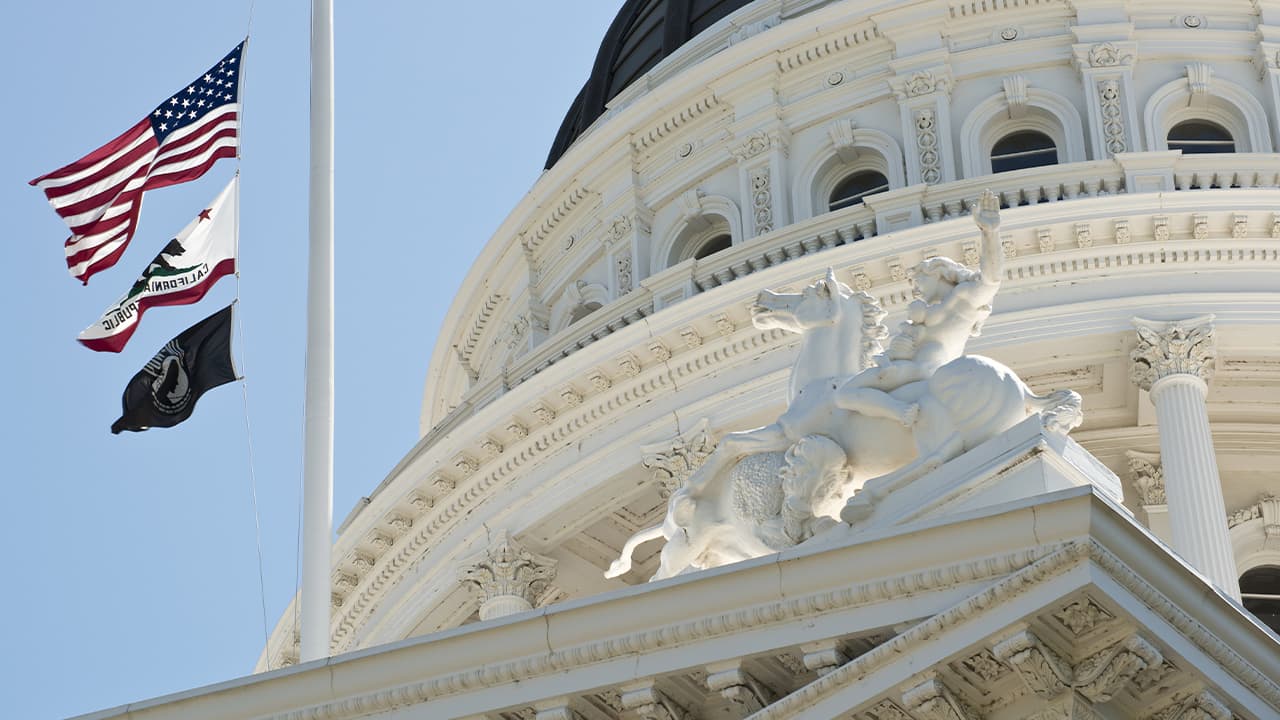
[{"xmin": 1, "ymin": 3, "xmax": 620, "ymax": 718}]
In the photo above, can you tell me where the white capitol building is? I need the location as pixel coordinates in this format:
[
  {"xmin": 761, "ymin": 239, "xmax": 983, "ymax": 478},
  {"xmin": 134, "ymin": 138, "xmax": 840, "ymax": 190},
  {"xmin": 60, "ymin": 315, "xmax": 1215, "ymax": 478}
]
[{"xmin": 85, "ymin": 1, "xmax": 1280, "ymax": 719}]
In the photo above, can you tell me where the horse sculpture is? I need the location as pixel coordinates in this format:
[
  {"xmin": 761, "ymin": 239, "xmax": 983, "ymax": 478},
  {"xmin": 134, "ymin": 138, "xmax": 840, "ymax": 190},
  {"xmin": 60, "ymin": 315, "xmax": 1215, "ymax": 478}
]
[{"xmin": 608, "ymin": 192, "xmax": 1084, "ymax": 582}]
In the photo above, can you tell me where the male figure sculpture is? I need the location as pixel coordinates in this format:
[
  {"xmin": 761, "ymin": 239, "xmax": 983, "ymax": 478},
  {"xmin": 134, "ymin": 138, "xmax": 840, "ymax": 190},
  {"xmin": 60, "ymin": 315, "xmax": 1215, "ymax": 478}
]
[{"xmin": 835, "ymin": 190, "xmax": 1004, "ymax": 426}]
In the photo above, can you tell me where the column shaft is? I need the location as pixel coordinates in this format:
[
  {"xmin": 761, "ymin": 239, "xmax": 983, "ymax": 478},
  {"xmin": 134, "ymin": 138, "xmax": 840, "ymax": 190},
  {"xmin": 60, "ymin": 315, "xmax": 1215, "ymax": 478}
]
[{"xmin": 1150, "ymin": 375, "xmax": 1240, "ymax": 600}]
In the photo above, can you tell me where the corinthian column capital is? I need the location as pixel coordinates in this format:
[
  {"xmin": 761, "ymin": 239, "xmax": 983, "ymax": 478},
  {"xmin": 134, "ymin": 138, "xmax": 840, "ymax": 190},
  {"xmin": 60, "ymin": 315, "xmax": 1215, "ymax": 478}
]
[
  {"xmin": 1129, "ymin": 315, "xmax": 1216, "ymax": 392},
  {"xmin": 457, "ymin": 530, "xmax": 556, "ymax": 620}
]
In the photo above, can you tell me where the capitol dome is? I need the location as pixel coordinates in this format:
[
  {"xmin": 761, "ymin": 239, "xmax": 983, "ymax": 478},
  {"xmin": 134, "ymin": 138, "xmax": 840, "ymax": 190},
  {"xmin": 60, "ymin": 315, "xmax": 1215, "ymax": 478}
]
[{"xmin": 126, "ymin": 0, "xmax": 1280, "ymax": 717}]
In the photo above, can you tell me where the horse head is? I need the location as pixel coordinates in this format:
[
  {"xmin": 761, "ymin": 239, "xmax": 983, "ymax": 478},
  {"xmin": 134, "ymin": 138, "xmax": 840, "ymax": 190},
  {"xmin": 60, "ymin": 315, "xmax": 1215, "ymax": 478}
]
[
  {"xmin": 751, "ymin": 269, "xmax": 888, "ymax": 399},
  {"xmin": 750, "ymin": 268, "xmax": 851, "ymax": 334}
]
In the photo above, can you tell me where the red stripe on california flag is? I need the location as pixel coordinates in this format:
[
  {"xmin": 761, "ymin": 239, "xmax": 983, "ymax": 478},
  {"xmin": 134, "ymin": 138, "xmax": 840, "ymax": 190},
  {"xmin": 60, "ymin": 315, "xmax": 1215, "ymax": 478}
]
[{"xmin": 78, "ymin": 257, "xmax": 236, "ymax": 352}]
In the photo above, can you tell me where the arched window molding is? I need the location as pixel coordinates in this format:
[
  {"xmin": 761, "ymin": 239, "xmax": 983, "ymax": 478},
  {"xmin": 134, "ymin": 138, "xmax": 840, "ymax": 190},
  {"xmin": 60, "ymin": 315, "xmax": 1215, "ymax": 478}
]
[
  {"xmin": 550, "ymin": 280, "xmax": 609, "ymax": 332},
  {"xmin": 1230, "ymin": 515, "xmax": 1280, "ymax": 577},
  {"xmin": 792, "ymin": 124, "xmax": 905, "ymax": 221},
  {"xmin": 1143, "ymin": 70, "xmax": 1272, "ymax": 153},
  {"xmin": 655, "ymin": 190, "xmax": 742, "ymax": 270},
  {"xmin": 959, "ymin": 85, "xmax": 1085, "ymax": 178}
]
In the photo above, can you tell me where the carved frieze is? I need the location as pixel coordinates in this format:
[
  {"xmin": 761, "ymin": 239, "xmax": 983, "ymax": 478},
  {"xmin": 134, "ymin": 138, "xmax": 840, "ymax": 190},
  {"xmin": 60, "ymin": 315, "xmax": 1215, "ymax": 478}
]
[
  {"xmin": 1232, "ymin": 213, "xmax": 1248, "ymax": 239},
  {"xmin": 586, "ymin": 369, "xmax": 611, "ymax": 392},
  {"xmin": 619, "ymin": 681, "xmax": 688, "ymax": 720},
  {"xmin": 1127, "ymin": 451, "xmax": 1165, "ymax": 506},
  {"xmin": 732, "ymin": 130, "xmax": 772, "ymax": 161},
  {"xmin": 751, "ymin": 166, "xmax": 774, "ymax": 234},
  {"xmin": 642, "ymin": 419, "xmax": 718, "ymax": 497},
  {"xmin": 993, "ymin": 629, "xmax": 1160, "ymax": 704},
  {"xmin": 457, "ymin": 531, "xmax": 557, "ymax": 621},
  {"xmin": 1098, "ymin": 79, "xmax": 1126, "ymax": 154},
  {"xmin": 1055, "ymin": 598, "xmax": 1115, "ymax": 636},
  {"xmin": 1115, "ymin": 219, "xmax": 1131, "ymax": 244},
  {"xmin": 714, "ymin": 313, "xmax": 735, "ymax": 336},
  {"xmin": 1088, "ymin": 42, "xmax": 1134, "ymax": 68},
  {"xmin": 959, "ymin": 650, "xmax": 1008, "ymax": 682},
  {"xmin": 1193, "ymin": 214, "xmax": 1209, "ymax": 240},
  {"xmin": 1153, "ymin": 215, "xmax": 1170, "ymax": 242},
  {"xmin": 706, "ymin": 664, "xmax": 774, "ymax": 715},
  {"xmin": 617, "ymin": 255, "xmax": 633, "ymax": 294},
  {"xmin": 892, "ymin": 70, "xmax": 949, "ymax": 99},
  {"xmin": 914, "ymin": 108, "xmax": 943, "ymax": 184},
  {"xmin": 1148, "ymin": 690, "xmax": 1232, "ymax": 720},
  {"xmin": 1074, "ymin": 222, "xmax": 1092, "ymax": 249},
  {"xmin": 649, "ymin": 340, "xmax": 672, "ymax": 362},
  {"xmin": 1131, "ymin": 316, "xmax": 1217, "ymax": 390},
  {"xmin": 1038, "ymin": 228, "xmax": 1055, "ymax": 253},
  {"xmin": 617, "ymin": 351, "xmax": 642, "ymax": 377},
  {"xmin": 901, "ymin": 674, "xmax": 978, "ymax": 720},
  {"xmin": 680, "ymin": 326, "xmax": 703, "ymax": 349}
]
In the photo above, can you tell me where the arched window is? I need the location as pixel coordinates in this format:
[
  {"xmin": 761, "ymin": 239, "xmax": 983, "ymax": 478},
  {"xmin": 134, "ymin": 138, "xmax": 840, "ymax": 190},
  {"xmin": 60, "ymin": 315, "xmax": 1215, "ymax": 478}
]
[
  {"xmin": 828, "ymin": 171, "xmax": 889, "ymax": 212},
  {"xmin": 1240, "ymin": 566, "xmax": 1280, "ymax": 634},
  {"xmin": 567, "ymin": 301, "xmax": 602, "ymax": 325},
  {"xmin": 1167, "ymin": 120, "xmax": 1235, "ymax": 154},
  {"xmin": 990, "ymin": 131, "xmax": 1058, "ymax": 173},
  {"xmin": 692, "ymin": 234, "xmax": 732, "ymax": 260}
]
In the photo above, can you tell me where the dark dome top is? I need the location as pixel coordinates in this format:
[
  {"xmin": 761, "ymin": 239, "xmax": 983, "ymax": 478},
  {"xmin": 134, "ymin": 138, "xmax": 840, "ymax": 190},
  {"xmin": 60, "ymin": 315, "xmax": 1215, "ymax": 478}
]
[{"xmin": 545, "ymin": 0, "xmax": 754, "ymax": 169}]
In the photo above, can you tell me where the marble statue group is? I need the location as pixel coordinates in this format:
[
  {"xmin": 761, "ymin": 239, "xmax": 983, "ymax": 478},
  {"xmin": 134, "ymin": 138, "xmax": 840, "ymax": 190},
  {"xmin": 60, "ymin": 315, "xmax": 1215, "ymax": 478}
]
[{"xmin": 608, "ymin": 190, "xmax": 1084, "ymax": 581}]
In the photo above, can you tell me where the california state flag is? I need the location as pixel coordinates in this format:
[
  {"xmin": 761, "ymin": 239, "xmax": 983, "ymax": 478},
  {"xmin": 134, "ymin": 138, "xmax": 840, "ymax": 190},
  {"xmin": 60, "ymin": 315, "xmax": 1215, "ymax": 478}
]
[{"xmin": 79, "ymin": 177, "xmax": 238, "ymax": 353}]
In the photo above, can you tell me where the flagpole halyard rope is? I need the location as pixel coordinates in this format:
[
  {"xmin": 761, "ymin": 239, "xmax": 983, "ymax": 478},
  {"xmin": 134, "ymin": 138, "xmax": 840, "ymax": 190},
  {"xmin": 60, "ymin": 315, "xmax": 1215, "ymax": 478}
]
[{"xmin": 230, "ymin": 1, "xmax": 272, "ymax": 662}]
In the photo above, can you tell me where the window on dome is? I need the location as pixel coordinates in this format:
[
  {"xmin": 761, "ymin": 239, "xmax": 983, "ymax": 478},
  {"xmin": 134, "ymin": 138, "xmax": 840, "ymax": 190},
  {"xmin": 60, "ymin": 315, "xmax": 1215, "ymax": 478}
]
[
  {"xmin": 990, "ymin": 131, "xmax": 1058, "ymax": 173},
  {"xmin": 828, "ymin": 171, "xmax": 889, "ymax": 212},
  {"xmin": 1240, "ymin": 566, "xmax": 1280, "ymax": 634},
  {"xmin": 693, "ymin": 234, "xmax": 732, "ymax": 260},
  {"xmin": 568, "ymin": 301, "xmax": 603, "ymax": 326},
  {"xmin": 1167, "ymin": 120, "xmax": 1235, "ymax": 154}
]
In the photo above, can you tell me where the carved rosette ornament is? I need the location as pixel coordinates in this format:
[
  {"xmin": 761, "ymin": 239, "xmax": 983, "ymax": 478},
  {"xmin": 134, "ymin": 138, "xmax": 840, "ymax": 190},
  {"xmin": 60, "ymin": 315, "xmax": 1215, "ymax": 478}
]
[
  {"xmin": 641, "ymin": 419, "xmax": 718, "ymax": 497},
  {"xmin": 457, "ymin": 530, "xmax": 557, "ymax": 620},
  {"xmin": 1130, "ymin": 316, "xmax": 1216, "ymax": 391}
]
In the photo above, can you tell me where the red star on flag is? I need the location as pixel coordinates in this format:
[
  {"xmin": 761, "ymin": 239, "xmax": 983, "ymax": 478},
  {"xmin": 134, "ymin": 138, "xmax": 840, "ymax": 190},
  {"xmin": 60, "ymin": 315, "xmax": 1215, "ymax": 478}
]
[{"xmin": 197, "ymin": 208, "xmax": 213, "ymax": 222}]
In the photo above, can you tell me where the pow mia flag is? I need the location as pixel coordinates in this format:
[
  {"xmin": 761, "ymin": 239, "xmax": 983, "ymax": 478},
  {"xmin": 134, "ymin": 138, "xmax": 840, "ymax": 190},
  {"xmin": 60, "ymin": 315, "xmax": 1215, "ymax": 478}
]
[{"xmin": 111, "ymin": 305, "xmax": 238, "ymax": 434}]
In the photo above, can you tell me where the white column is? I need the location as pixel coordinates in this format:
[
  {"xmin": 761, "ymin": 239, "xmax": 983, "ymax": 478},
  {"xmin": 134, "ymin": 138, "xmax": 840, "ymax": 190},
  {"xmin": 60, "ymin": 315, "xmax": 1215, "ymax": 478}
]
[
  {"xmin": 300, "ymin": 0, "xmax": 335, "ymax": 663},
  {"xmin": 1131, "ymin": 316, "xmax": 1239, "ymax": 600}
]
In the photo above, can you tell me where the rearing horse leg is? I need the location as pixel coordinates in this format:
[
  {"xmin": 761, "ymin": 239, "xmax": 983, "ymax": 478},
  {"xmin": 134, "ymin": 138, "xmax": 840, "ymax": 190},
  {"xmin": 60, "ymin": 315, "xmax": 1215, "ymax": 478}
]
[{"xmin": 604, "ymin": 523, "xmax": 665, "ymax": 578}]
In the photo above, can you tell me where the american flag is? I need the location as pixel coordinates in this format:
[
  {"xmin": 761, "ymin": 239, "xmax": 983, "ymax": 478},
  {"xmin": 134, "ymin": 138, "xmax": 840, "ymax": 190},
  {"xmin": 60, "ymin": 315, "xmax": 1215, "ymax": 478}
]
[{"xmin": 30, "ymin": 40, "xmax": 245, "ymax": 284}]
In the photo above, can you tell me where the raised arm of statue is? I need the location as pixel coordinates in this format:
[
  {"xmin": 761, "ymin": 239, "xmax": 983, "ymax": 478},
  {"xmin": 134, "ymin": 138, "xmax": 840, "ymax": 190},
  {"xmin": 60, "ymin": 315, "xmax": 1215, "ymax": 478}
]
[{"xmin": 973, "ymin": 189, "xmax": 1003, "ymax": 291}]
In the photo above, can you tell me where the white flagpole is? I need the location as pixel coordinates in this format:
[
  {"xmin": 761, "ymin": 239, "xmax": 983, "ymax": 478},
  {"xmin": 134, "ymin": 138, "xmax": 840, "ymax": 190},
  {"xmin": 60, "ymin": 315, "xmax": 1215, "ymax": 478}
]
[{"xmin": 301, "ymin": 0, "xmax": 334, "ymax": 664}]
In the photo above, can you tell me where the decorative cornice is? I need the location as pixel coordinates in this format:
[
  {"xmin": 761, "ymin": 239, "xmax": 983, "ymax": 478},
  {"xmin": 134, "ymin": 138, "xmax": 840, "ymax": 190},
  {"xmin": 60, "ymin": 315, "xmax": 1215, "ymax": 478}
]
[
  {"xmin": 1130, "ymin": 316, "xmax": 1217, "ymax": 391},
  {"xmin": 753, "ymin": 539, "xmax": 1280, "ymax": 718},
  {"xmin": 273, "ymin": 544, "xmax": 1070, "ymax": 720}
]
